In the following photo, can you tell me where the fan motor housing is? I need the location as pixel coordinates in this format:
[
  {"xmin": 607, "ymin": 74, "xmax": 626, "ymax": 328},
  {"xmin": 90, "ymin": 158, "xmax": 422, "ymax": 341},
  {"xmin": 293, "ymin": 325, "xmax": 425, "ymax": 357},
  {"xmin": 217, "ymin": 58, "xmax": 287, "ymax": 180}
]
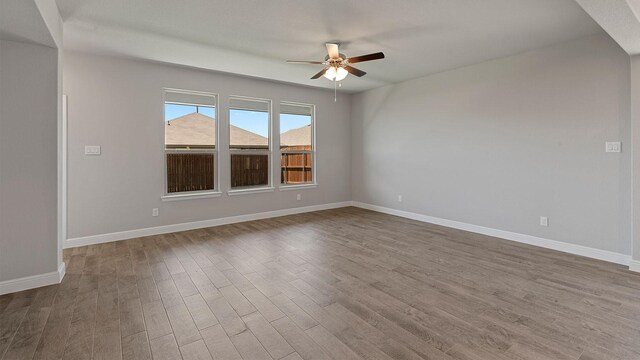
[{"xmin": 325, "ymin": 53, "xmax": 347, "ymax": 63}]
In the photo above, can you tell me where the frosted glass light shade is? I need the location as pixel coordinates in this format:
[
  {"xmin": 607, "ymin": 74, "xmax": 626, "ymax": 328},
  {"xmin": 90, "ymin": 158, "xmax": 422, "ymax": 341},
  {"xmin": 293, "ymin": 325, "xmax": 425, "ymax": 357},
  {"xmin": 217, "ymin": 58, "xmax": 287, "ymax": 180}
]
[
  {"xmin": 323, "ymin": 67, "xmax": 336, "ymax": 80},
  {"xmin": 335, "ymin": 67, "xmax": 348, "ymax": 81},
  {"xmin": 323, "ymin": 66, "xmax": 348, "ymax": 81}
]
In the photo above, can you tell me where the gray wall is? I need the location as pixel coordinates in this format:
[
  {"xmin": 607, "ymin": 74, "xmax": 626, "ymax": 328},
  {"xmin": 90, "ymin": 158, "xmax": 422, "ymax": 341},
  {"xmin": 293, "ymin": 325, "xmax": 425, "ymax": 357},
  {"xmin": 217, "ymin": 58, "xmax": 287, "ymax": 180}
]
[
  {"xmin": 0, "ymin": 39, "xmax": 59, "ymax": 281},
  {"xmin": 351, "ymin": 33, "xmax": 632, "ymax": 255},
  {"xmin": 63, "ymin": 52, "xmax": 352, "ymax": 239},
  {"xmin": 632, "ymin": 55, "xmax": 640, "ymax": 262}
]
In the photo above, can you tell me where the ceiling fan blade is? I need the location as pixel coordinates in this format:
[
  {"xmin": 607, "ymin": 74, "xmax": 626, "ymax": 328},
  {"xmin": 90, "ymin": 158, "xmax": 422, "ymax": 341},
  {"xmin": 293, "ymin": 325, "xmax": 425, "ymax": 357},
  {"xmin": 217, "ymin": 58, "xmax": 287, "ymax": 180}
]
[
  {"xmin": 311, "ymin": 68, "xmax": 329, "ymax": 79},
  {"xmin": 344, "ymin": 65, "xmax": 366, "ymax": 77},
  {"xmin": 287, "ymin": 60, "xmax": 324, "ymax": 64},
  {"xmin": 347, "ymin": 52, "xmax": 385, "ymax": 64},
  {"xmin": 326, "ymin": 43, "xmax": 340, "ymax": 59}
]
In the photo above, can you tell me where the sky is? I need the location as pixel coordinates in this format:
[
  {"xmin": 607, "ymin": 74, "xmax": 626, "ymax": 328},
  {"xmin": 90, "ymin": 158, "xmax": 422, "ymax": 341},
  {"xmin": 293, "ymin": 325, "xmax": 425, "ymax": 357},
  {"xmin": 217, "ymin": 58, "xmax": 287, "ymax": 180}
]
[
  {"xmin": 165, "ymin": 104, "xmax": 311, "ymax": 138},
  {"xmin": 165, "ymin": 103, "xmax": 215, "ymax": 120}
]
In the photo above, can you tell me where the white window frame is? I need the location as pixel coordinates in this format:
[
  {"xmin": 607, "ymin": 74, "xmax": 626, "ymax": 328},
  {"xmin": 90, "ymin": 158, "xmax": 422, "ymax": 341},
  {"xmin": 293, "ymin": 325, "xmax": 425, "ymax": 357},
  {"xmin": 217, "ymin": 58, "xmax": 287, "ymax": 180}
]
[
  {"xmin": 279, "ymin": 101, "xmax": 316, "ymax": 189},
  {"xmin": 227, "ymin": 95, "xmax": 273, "ymax": 194},
  {"xmin": 161, "ymin": 88, "xmax": 220, "ymax": 201}
]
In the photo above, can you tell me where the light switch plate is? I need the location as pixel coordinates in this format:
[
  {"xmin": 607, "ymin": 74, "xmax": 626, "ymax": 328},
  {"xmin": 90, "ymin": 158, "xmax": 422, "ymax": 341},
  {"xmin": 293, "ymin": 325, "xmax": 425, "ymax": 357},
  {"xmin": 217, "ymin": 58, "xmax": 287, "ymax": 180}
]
[
  {"xmin": 85, "ymin": 145, "xmax": 101, "ymax": 155},
  {"xmin": 605, "ymin": 142, "xmax": 621, "ymax": 153}
]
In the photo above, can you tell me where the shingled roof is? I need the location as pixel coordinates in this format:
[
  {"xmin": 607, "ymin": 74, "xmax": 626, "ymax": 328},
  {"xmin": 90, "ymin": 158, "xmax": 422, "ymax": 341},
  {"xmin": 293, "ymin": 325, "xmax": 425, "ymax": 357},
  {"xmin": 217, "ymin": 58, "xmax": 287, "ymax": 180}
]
[
  {"xmin": 165, "ymin": 112, "xmax": 311, "ymax": 148},
  {"xmin": 280, "ymin": 124, "xmax": 311, "ymax": 147},
  {"xmin": 165, "ymin": 112, "xmax": 267, "ymax": 148}
]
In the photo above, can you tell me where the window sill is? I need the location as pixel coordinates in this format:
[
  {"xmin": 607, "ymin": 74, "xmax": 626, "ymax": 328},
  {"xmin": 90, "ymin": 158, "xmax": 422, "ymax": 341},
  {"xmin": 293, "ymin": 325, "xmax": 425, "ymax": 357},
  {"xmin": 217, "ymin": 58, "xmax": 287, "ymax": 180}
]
[
  {"xmin": 161, "ymin": 191, "xmax": 222, "ymax": 202},
  {"xmin": 227, "ymin": 187, "xmax": 275, "ymax": 196},
  {"xmin": 279, "ymin": 184, "xmax": 317, "ymax": 191}
]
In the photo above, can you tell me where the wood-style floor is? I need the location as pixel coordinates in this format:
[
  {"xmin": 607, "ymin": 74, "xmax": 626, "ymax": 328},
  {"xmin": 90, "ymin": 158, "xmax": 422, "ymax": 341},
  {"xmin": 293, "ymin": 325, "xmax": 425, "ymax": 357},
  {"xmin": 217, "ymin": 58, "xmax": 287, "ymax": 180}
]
[{"xmin": 1, "ymin": 207, "xmax": 640, "ymax": 360}]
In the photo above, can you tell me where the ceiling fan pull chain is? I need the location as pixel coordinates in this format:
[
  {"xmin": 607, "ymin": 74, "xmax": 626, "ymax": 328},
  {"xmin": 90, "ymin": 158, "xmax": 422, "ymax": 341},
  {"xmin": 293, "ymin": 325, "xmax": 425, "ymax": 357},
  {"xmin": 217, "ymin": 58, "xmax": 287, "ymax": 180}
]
[{"xmin": 334, "ymin": 77, "xmax": 337, "ymax": 102}]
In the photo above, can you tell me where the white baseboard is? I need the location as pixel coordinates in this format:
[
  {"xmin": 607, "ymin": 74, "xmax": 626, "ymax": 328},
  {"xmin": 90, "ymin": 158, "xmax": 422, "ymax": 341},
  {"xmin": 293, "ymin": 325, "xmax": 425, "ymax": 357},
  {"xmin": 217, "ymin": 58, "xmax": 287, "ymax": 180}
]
[
  {"xmin": 63, "ymin": 199, "xmax": 637, "ymax": 272},
  {"xmin": 0, "ymin": 262, "xmax": 66, "ymax": 296},
  {"xmin": 352, "ymin": 201, "xmax": 632, "ymax": 267},
  {"xmin": 65, "ymin": 201, "xmax": 352, "ymax": 249}
]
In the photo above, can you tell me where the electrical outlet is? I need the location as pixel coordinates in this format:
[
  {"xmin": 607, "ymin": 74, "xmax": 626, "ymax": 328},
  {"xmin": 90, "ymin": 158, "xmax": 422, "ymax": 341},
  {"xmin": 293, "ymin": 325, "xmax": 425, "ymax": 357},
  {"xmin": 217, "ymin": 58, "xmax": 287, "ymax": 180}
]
[
  {"xmin": 152, "ymin": 208, "xmax": 159, "ymax": 217},
  {"xmin": 296, "ymin": 194, "xmax": 301, "ymax": 201},
  {"xmin": 540, "ymin": 216, "xmax": 548, "ymax": 227},
  {"xmin": 605, "ymin": 142, "xmax": 621, "ymax": 153},
  {"xmin": 398, "ymin": 195, "xmax": 403, "ymax": 202}
]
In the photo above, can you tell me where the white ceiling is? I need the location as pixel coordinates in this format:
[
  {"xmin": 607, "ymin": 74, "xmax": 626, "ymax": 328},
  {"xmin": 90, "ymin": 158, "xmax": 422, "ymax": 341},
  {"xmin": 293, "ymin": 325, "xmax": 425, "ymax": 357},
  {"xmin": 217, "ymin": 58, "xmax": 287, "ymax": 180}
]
[
  {"xmin": 1, "ymin": 0, "xmax": 56, "ymax": 47},
  {"xmin": 55, "ymin": 0, "xmax": 603, "ymax": 92},
  {"xmin": 575, "ymin": 0, "xmax": 640, "ymax": 55}
]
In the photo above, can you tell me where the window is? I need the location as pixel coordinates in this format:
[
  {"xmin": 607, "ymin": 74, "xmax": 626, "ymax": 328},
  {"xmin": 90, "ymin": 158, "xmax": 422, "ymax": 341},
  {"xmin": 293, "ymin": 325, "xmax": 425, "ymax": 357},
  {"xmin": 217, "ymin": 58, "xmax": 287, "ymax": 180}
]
[
  {"xmin": 280, "ymin": 102, "xmax": 314, "ymax": 185},
  {"xmin": 164, "ymin": 89, "xmax": 217, "ymax": 194},
  {"xmin": 229, "ymin": 97, "xmax": 271, "ymax": 189}
]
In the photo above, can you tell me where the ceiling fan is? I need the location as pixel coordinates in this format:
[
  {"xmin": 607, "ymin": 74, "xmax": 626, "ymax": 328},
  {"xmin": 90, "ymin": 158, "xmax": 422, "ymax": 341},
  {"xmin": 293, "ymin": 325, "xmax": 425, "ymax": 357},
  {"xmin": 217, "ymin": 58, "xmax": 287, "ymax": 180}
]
[{"xmin": 287, "ymin": 43, "xmax": 385, "ymax": 82}]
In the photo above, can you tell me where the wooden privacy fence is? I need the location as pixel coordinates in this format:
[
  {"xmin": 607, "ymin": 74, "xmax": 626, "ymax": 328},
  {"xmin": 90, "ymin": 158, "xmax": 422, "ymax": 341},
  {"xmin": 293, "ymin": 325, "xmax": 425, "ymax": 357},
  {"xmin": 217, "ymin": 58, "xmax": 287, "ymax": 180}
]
[
  {"xmin": 230, "ymin": 154, "xmax": 269, "ymax": 187},
  {"xmin": 166, "ymin": 153, "xmax": 215, "ymax": 193},
  {"xmin": 281, "ymin": 152, "xmax": 312, "ymax": 184},
  {"xmin": 167, "ymin": 150, "xmax": 312, "ymax": 192}
]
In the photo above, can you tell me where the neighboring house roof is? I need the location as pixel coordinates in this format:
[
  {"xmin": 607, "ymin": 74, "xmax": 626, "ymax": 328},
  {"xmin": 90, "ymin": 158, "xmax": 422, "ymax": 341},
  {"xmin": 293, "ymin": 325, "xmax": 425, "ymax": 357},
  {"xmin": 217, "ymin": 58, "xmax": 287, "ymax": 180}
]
[
  {"xmin": 165, "ymin": 112, "xmax": 267, "ymax": 147},
  {"xmin": 230, "ymin": 125, "xmax": 268, "ymax": 148},
  {"xmin": 165, "ymin": 112, "xmax": 215, "ymax": 146},
  {"xmin": 166, "ymin": 112, "xmax": 311, "ymax": 148},
  {"xmin": 280, "ymin": 124, "xmax": 311, "ymax": 147}
]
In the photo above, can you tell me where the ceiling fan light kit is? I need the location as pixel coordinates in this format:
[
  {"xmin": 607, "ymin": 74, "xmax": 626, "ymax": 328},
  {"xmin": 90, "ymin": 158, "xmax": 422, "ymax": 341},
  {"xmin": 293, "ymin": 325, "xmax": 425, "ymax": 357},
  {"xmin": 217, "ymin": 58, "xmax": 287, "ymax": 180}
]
[
  {"xmin": 324, "ymin": 66, "xmax": 348, "ymax": 81},
  {"xmin": 287, "ymin": 43, "xmax": 385, "ymax": 101}
]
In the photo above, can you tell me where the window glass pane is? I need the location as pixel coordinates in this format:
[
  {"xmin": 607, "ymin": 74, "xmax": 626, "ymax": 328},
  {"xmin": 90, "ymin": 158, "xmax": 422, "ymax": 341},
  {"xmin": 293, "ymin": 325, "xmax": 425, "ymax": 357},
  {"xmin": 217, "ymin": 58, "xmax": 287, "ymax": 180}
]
[
  {"xmin": 280, "ymin": 103, "xmax": 312, "ymax": 149},
  {"xmin": 281, "ymin": 153, "xmax": 312, "ymax": 184},
  {"xmin": 167, "ymin": 153, "xmax": 215, "ymax": 193},
  {"xmin": 164, "ymin": 90, "xmax": 216, "ymax": 193},
  {"xmin": 280, "ymin": 103, "xmax": 313, "ymax": 185},
  {"xmin": 280, "ymin": 113, "xmax": 311, "ymax": 149},
  {"xmin": 229, "ymin": 109, "xmax": 269, "ymax": 150},
  {"xmin": 231, "ymin": 154, "xmax": 269, "ymax": 187},
  {"xmin": 229, "ymin": 97, "xmax": 270, "ymax": 188},
  {"xmin": 165, "ymin": 104, "xmax": 215, "ymax": 120},
  {"xmin": 165, "ymin": 95, "xmax": 216, "ymax": 150}
]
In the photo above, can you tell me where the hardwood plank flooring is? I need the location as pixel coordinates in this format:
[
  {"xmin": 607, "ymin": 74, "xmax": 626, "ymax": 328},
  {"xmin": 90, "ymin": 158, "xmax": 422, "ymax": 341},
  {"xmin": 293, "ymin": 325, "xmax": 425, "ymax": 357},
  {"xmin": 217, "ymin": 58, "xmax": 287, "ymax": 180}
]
[{"xmin": 1, "ymin": 207, "xmax": 640, "ymax": 359}]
